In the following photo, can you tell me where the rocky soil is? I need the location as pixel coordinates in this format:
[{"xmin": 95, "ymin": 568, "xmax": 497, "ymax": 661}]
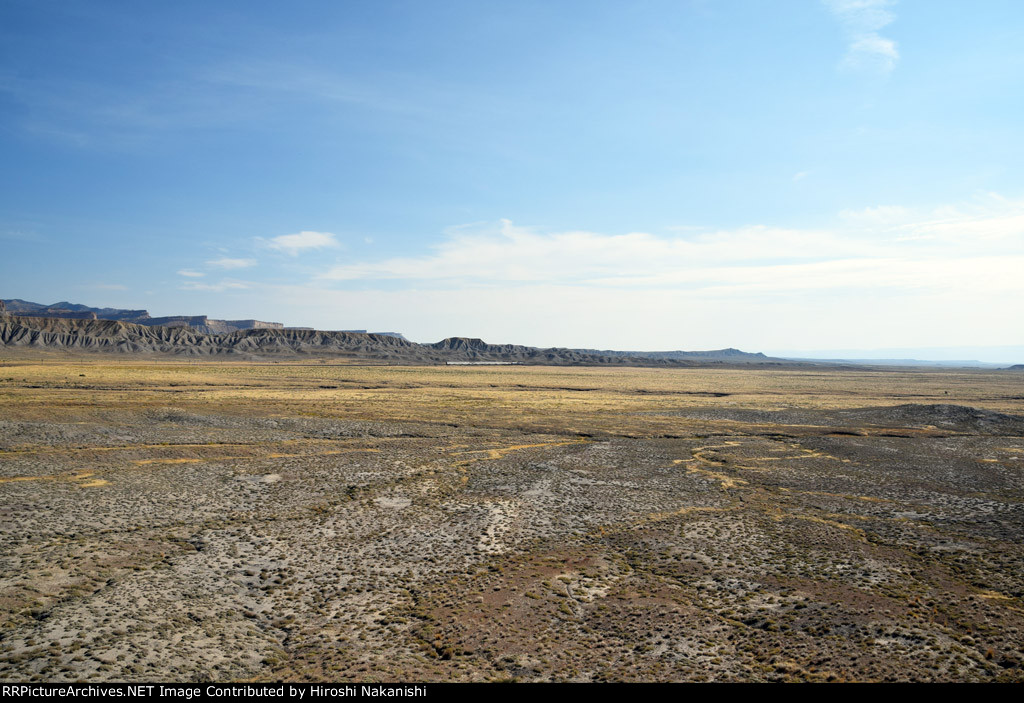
[{"xmin": 0, "ymin": 362, "xmax": 1022, "ymax": 682}]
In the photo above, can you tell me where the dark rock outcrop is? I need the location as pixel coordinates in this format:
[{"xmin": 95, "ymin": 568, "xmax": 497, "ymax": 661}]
[{"xmin": 837, "ymin": 404, "xmax": 1024, "ymax": 435}]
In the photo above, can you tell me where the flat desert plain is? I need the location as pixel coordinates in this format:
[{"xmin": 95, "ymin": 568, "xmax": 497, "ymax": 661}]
[{"xmin": 0, "ymin": 358, "xmax": 1022, "ymax": 682}]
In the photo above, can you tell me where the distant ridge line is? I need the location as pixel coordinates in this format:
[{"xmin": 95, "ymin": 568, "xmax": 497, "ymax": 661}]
[
  {"xmin": 0, "ymin": 298, "xmax": 283, "ymax": 335},
  {"xmin": 0, "ymin": 308, "xmax": 786, "ymax": 366}
]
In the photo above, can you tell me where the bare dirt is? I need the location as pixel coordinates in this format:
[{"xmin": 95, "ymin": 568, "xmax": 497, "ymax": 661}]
[{"xmin": 0, "ymin": 359, "xmax": 1022, "ymax": 682}]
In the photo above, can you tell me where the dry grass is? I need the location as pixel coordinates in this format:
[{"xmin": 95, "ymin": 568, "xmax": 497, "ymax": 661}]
[
  {"xmin": 1, "ymin": 356, "xmax": 1022, "ymax": 682},
  {"xmin": 1, "ymin": 358, "xmax": 1019, "ymax": 432}
]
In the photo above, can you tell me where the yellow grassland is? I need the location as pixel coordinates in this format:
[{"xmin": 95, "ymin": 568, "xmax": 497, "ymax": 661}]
[{"xmin": 1, "ymin": 359, "xmax": 1019, "ymax": 435}]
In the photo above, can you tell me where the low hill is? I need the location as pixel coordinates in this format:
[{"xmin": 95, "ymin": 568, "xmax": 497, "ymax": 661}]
[{"xmin": 575, "ymin": 346, "xmax": 770, "ymax": 362}]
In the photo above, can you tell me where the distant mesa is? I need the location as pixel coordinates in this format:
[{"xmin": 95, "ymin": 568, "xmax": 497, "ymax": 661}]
[
  {"xmin": 1007, "ymin": 364, "xmax": 1024, "ymax": 372},
  {"xmin": 0, "ymin": 297, "xmax": 779, "ymax": 366},
  {"xmin": 0, "ymin": 301, "xmax": 418, "ymax": 341},
  {"xmin": 334, "ymin": 330, "xmax": 408, "ymax": 340},
  {"xmin": 2, "ymin": 299, "xmax": 149, "ymax": 322},
  {"xmin": 577, "ymin": 346, "xmax": 769, "ymax": 361},
  {"xmin": 1, "ymin": 299, "xmax": 283, "ymax": 334}
]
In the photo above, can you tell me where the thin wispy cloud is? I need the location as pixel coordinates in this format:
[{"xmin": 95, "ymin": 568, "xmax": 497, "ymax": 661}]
[
  {"xmin": 205, "ymin": 61, "xmax": 423, "ymax": 117},
  {"xmin": 319, "ymin": 220, "xmax": 860, "ymax": 285},
  {"xmin": 825, "ymin": 0, "xmax": 900, "ymax": 74},
  {"xmin": 180, "ymin": 279, "xmax": 251, "ymax": 293},
  {"xmin": 316, "ymin": 197, "xmax": 1024, "ymax": 297},
  {"xmin": 271, "ymin": 196, "xmax": 1024, "ymax": 350},
  {"xmin": 206, "ymin": 257, "xmax": 257, "ymax": 270},
  {"xmin": 264, "ymin": 231, "xmax": 340, "ymax": 256},
  {"xmin": 177, "ymin": 269, "xmax": 205, "ymax": 278},
  {"xmin": 0, "ymin": 229, "xmax": 43, "ymax": 242},
  {"xmin": 0, "ymin": 71, "xmax": 256, "ymax": 150}
]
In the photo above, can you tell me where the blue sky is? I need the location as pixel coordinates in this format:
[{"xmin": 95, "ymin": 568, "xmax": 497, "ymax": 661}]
[{"xmin": 2, "ymin": 0, "xmax": 1023, "ymax": 360}]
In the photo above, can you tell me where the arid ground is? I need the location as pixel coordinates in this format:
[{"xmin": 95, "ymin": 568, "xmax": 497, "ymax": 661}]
[{"xmin": 1, "ymin": 357, "xmax": 1022, "ymax": 682}]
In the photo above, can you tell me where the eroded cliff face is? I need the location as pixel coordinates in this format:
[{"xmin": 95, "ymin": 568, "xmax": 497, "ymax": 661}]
[
  {"xmin": 0, "ymin": 314, "xmax": 783, "ymax": 366},
  {"xmin": 0, "ymin": 299, "xmax": 284, "ymax": 333},
  {"xmin": 0, "ymin": 315, "xmax": 414, "ymax": 358}
]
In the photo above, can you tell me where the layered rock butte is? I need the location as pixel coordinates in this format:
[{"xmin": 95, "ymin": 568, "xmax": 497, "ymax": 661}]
[{"xmin": 0, "ymin": 300, "xmax": 780, "ymax": 366}]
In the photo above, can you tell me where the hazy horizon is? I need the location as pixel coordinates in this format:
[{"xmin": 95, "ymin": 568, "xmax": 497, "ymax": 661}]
[
  {"xmin": 3, "ymin": 1, "xmax": 1022, "ymax": 355},
  {"xmin": 766, "ymin": 345, "xmax": 1024, "ymax": 365}
]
